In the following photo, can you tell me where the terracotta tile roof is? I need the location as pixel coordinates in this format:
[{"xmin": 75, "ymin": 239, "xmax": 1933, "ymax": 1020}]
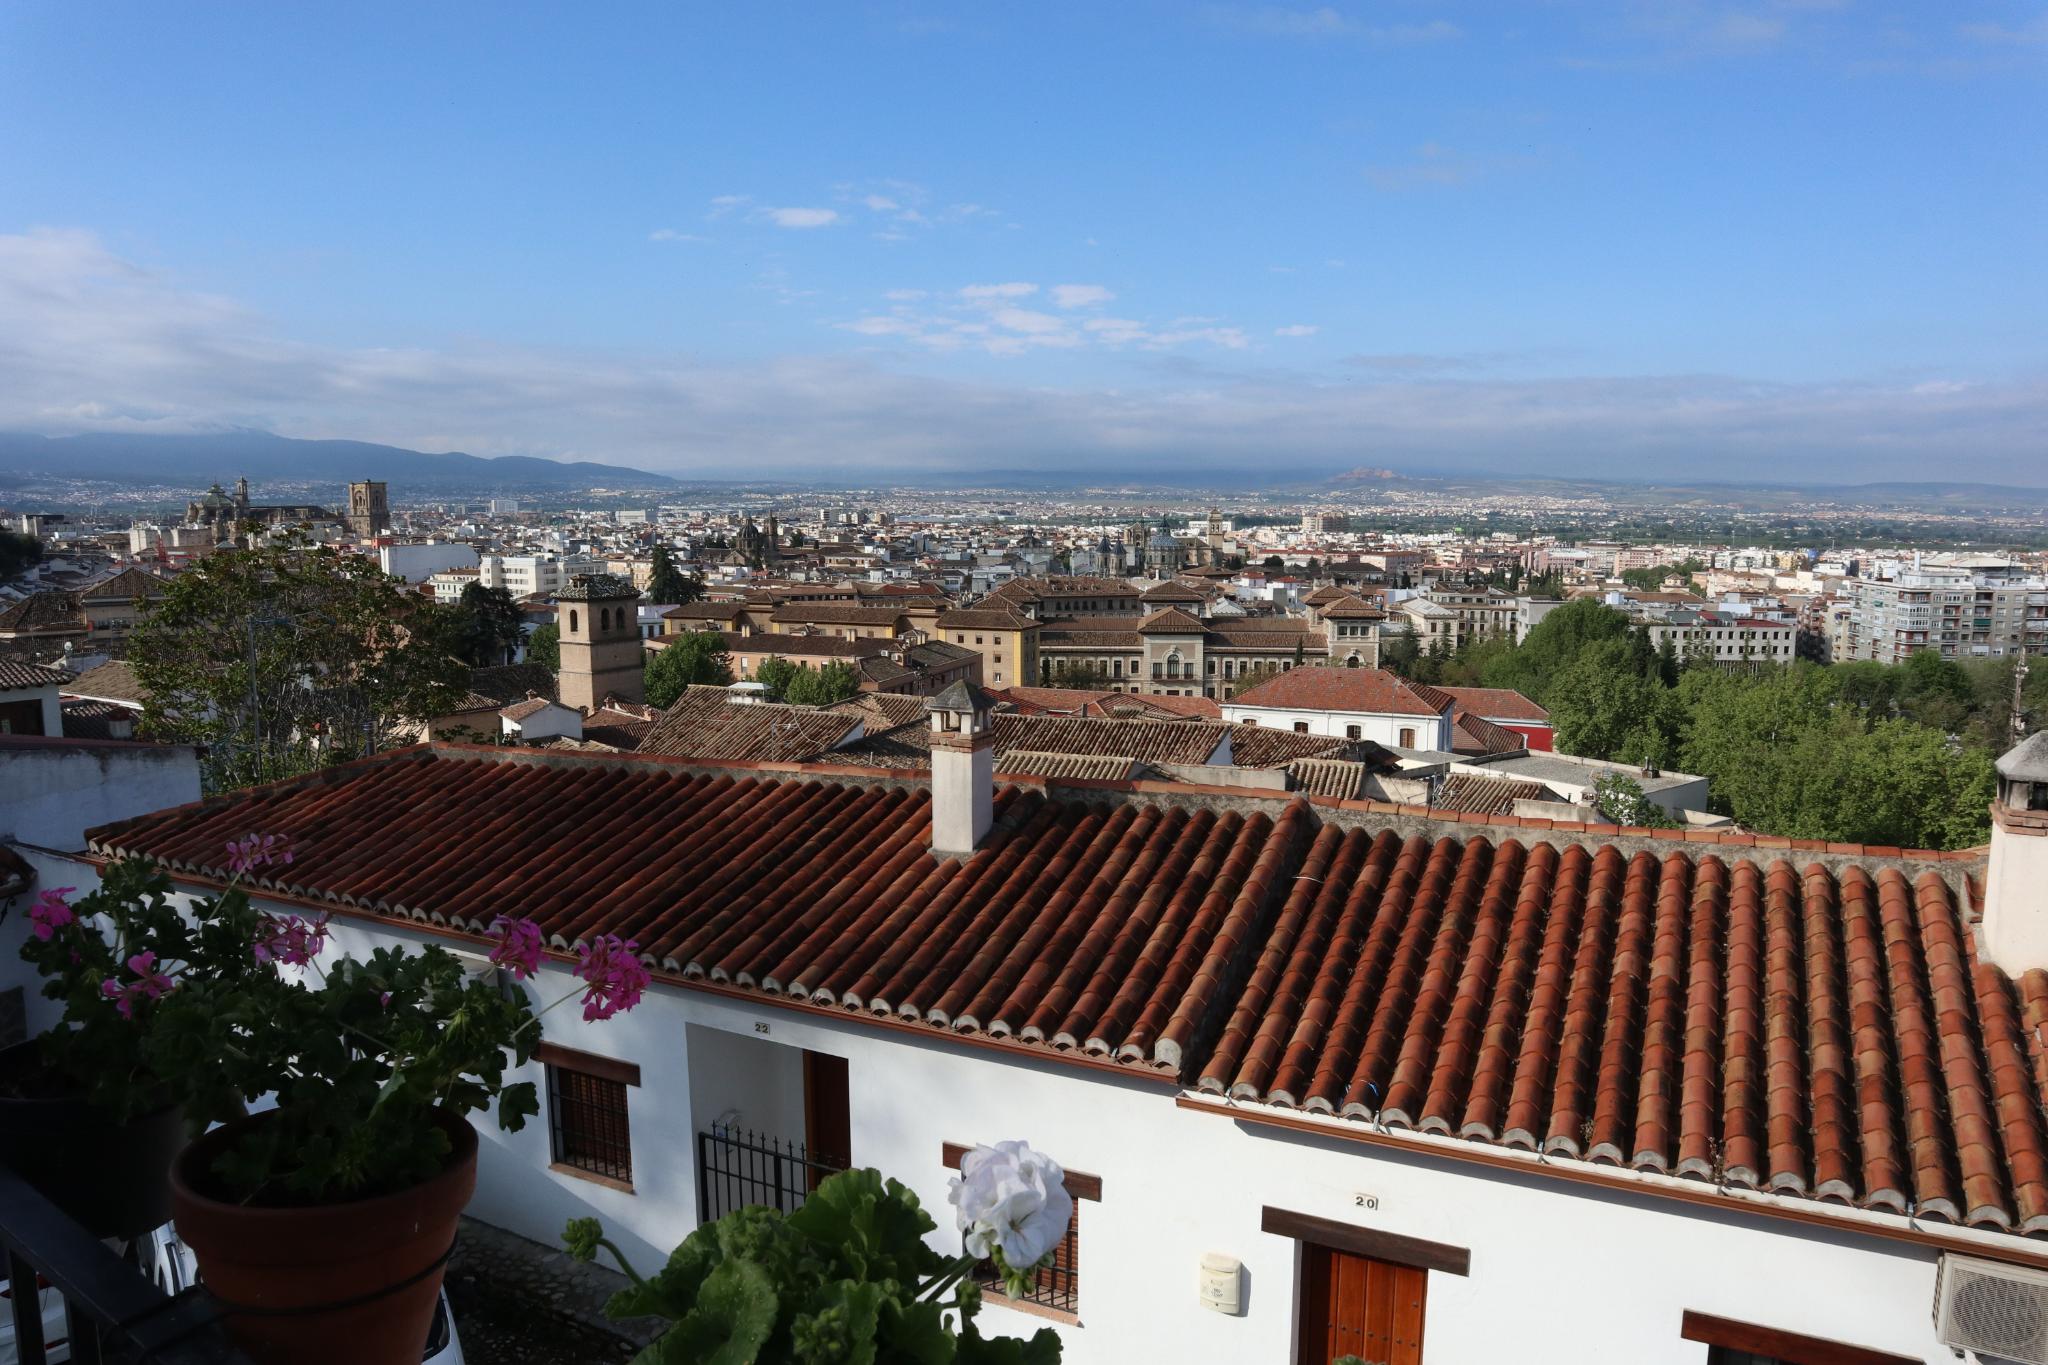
[
  {"xmin": 1197, "ymin": 834, "xmax": 2048, "ymax": 1235},
  {"xmin": 1140, "ymin": 582, "xmax": 1207, "ymax": 603},
  {"xmin": 1207, "ymin": 627, "xmax": 1324, "ymax": 651},
  {"xmin": 1226, "ymin": 727, "xmax": 1386, "ymax": 770},
  {"xmin": 1113, "ymin": 693, "xmax": 1221, "ymax": 721},
  {"xmin": 62, "ymin": 659, "xmax": 147, "ymax": 704},
  {"xmin": 85, "ymin": 747, "xmax": 2044, "ymax": 1240},
  {"xmin": 1453, "ymin": 711, "xmax": 1526, "ymax": 757},
  {"xmin": 937, "ymin": 609, "xmax": 1041, "ymax": 632},
  {"xmin": 723, "ymin": 631, "xmax": 889, "ymax": 660},
  {"xmin": 1232, "ymin": 668, "xmax": 1447, "ymax": 718},
  {"xmin": 768, "ymin": 604, "xmax": 911, "ymax": 627},
  {"xmin": 663, "ymin": 602, "xmax": 749, "ymax": 622},
  {"xmin": 994, "ymin": 750, "xmax": 1142, "ymax": 782},
  {"xmin": 1432, "ymin": 774, "xmax": 1557, "ymax": 815},
  {"xmin": 1286, "ymin": 757, "xmax": 1380, "ymax": 799},
  {"xmin": 992, "ymin": 714, "xmax": 1223, "ymax": 766},
  {"xmin": 465, "ymin": 663, "xmax": 559, "ymax": 708},
  {"xmin": 0, "ymin": 591, "xmax": 86, "ymax": 635},
  {"xmin": 581, "ymin": 702, "xmax": 661, "ymax": 751},
  {"xmin": 0, "ymin": 658, "xmax": 72, "ymax": 690},
  {"xmin": 989, "ymin": 685, "xmax": 1117, "ymax": 716},
  {"xmin": 1438, "ymin": 686, "xmax": 1550, "ymax": 724},
  {"xmin": 1318, "ymin": 596, "xmax": 1387, "ymax": 620},
  {"xmin": 1038, "ymin": 627, "xmax": 1144, "ymax": 649},
  {"xmin": 1138, "ymin": 607, "xmax": 1207, "ymax": 634},
  {"xmin": 828, "ymin": 692, "xmax": 930, "ymax": 731},
  {"xmin": 79, "ymin": 567, "xmax": 171, "ymax": 603},
  {"xmin": 61, "ymin": 699, "xmax": 134, "ymax": 739},
  {"xmin": 636, "ymin": 688, "xmax": 865, "ymax": 762},
  {"xmin": 500, "ymin": 696, "xmax": 559, "ymax": 723}
]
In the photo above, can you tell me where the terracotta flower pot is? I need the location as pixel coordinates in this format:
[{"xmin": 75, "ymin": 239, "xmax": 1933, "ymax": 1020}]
[
  {"xmin": 169, "ymin": 1107, "xmax": 478, "ymax": 1365},
  {"xmin": 0, "ymin": 1038, "xmax": 185, "ymax": 1239}
]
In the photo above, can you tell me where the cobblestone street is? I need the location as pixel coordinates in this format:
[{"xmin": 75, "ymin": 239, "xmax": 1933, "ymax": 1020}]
[{"xmin": 444, "ymin": 1217, "xmax": 661, "ymax": 1364}]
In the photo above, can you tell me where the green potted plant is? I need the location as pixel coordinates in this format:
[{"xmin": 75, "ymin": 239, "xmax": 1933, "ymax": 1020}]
[
  {"xmin": 3, "ymin": 843, "xmax": 284, "ymax": 1238},
  {"xmin": 157, "ymin": 900, "xmax": 645, "ymax": 1365},
  {"xmin": 561, "ymin": 1139, "xmax": 1073, "ymax": 1363}
]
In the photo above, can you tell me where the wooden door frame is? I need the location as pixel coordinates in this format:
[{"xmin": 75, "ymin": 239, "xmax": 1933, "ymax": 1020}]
[{"xmin": 1266, "ymin": 1206, "xmax": 1468, "ymax": 1365}]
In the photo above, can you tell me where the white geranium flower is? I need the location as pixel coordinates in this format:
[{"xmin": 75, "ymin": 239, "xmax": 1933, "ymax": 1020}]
[{"xmin": 948, "ymin": 1140, "xmax": 1075, "ymax": 1270}]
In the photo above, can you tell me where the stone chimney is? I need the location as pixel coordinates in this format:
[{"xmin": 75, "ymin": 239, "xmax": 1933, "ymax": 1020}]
[
  {"xmin": 1983, "ymin": 732, "xmax": 2048, "ymax": 974},
  {"xmin": 927, "ymin": 681, "xmax": 995, "ymax": 858}
]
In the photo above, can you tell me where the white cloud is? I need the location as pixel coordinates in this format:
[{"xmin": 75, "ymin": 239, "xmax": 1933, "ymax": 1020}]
[
  {"xmin": 884, "ymin": 288, "xmax": 928, "ymax": 302},
  {"xmin": 7, "ymin": 229, "xmax": 2044, "ymax": 487},
  {"xmin": 707, "ymin": 194, "xmax": 751, "ymax": 218},
  {"xmin": 765, "ymin": 207, "xmax": 839, "ymax": 229},
  {"xmin": 1051, "ymin": 284, "xmax": 1115, "ymax": 309},
  {"xmin": 960, "ymin": 282, "xmax": 1039, "ymax": 301},
  {"xmin": 1274, "ymin": 324, "xmax": 1319, "ymax": 337},
  {"xmin": 989, "ymin": 307, "xmax": 1067, "ymax": 335},
  {"xmin": 863, "ymin": 194, "xmax": 900, "ymax": 212},
  {"xmin": 1962, "ymin": 13, "xmax": 2048, "ymax": 45},
  {"xmin": 648, "ymin": 228, "xmax": 708, "ymax": 243}
]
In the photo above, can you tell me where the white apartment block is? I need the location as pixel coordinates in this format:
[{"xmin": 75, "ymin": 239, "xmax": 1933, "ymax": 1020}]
[
  {"xmin": 1636, "ymin": 610, "xmax": 1797, "ymax": 669},
  {"xmin": 479, "ymin": 553, "xmax": 563, "ymax": 599},
  {"xmin": 1843, "ymin": 562, "xmax": 2048, "ymax": 664}
]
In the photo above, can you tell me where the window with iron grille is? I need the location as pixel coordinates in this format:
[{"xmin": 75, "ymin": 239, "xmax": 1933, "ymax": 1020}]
[
  {"xmin": 542, "ymin": 1043, "xmax": 638, "ymax": 1187},
  {"xmin": 943, "ymin": 1142, "xmax": 1099, "ymax": 1318}
]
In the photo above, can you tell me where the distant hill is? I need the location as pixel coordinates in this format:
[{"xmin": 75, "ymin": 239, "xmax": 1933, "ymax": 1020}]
[{"xmin": 0, "ymin": 430, "xmax": 679, "ymax": 494}]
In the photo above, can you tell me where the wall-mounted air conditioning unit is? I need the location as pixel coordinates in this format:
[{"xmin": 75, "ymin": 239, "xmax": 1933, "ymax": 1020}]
[{"xmin": 1935, "ymin": 1253, "xmax": 2048, "ymax": 1365}]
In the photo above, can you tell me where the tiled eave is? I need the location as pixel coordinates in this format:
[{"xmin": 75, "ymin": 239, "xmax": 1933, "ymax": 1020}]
[
  {"xmin": 75, "ymin": 847, "xmax": 1193, "ymax": 1091},
  {"xmin": 1180, "ymin": 1093, "xmax": 2048, "ymax": 1271}
]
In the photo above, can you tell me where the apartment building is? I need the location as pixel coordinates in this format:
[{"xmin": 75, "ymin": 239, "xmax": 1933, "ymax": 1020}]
[{"xmin": 1842, "ymin": 559, "xmax": 2048, "ymax": 664}]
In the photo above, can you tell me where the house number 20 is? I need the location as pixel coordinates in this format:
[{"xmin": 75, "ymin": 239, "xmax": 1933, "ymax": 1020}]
[{"xmin": 1353, "ymin": 1193, "xmax": 1379, "ymax": 1210}]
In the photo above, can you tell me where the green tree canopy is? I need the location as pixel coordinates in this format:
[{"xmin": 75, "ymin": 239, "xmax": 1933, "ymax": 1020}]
[
  {"xmin": 524, "ymin": 622, "xmax": 559, "ymax": 671},
  {"xmin": 0, "ymin": 529, "xmax": 43, "ymax": 582},
  {"xmin": 1477, "ymin": 598, "xmax": 1632, "ymax": 705},
  {"xmin": 445, "ymin": 582, "xmax": 526, "ymax": 668},
  {"xmin": 751, "ymin": 656, "xmax": 803, "ymax": 702},
  {"xmin": 131, "ymin": 536, "xmax": 467, "ymax": 791},
  {"xmin": 646, "ymin": 543, "xmax": 704, "ymax": 606},
  {"xmin": 784, "ymin": 661, "xmax": 861, "ymax": 706},
  {"xmin": 645, "ymin": 631, "xmax": 733, "ymax": 706}
]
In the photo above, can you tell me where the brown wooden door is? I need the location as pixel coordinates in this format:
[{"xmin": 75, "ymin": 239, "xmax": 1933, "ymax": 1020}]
[
  {"xmin": 1297, "ymin": 1244, "xmax": 1426, "ymax": 1365},
  {"xmin": 802, "ymin": 1050, "xmax": 850, "ymax": 1189}
]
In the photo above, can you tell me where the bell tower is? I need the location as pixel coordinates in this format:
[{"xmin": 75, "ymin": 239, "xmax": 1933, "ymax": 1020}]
[
  {"xmin": 1982, "ymin": 732, "xmax": 2048, "ymax": 974},
  {"xmin": 557, "ymin": 573, "xmax": 644, "ymax": 711}
]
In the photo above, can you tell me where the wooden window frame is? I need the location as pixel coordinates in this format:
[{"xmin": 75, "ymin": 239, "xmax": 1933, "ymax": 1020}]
[
  {"xmin": 943, "ymin": 1142, "xmax": 1100, "ymax": 1323},
  {"xmin": 542, "ymin": 1042, "xmax": 639, "ymax": 1193},
  {"xmin": 1679, "ymin": 1311, "xmax": 1919, "ymax": 1365},
  {"xmin": 1260, "ymin": 1207, "xmax": 1469, "ymax": 1277}
]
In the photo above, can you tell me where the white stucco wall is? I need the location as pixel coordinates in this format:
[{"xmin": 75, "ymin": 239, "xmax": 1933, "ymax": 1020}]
[
  {"xmin": 1222, "ymin": 702, "xmax": 1451, "ymax": 751},
  {"xmin": 19, "ymin": 854, "xmax": 1992, "ymax": 1364},
  {"xmin": 0, "ymin": 741, "xmax": 202, "ymax": 852}
]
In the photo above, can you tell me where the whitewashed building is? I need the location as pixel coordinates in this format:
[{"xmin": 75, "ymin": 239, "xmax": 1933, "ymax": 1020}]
[
  {"xmin": 1223, "ymin": 668, "xmax": 1456, "ymax": 752},
  {"xmin": 21, "ymin": 699, "xmax": 2048, "ymax": 1365}
]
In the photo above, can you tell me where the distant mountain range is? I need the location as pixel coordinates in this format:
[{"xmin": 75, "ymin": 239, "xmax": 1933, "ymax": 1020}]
[{"xmin": 0, "ymin": 430, "xmax": 680, "ymax": 494}]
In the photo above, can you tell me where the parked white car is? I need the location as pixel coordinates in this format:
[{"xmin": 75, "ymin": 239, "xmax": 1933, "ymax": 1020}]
[{"xmin": 3, "ymin": 1225, "xmax": 462, "ymax": 1365}]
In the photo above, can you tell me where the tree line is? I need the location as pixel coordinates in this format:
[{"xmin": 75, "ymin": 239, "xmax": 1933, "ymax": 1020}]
[{"xmin": 1384, "ymin": 598, "xmax": 2039, "ymax": 851}]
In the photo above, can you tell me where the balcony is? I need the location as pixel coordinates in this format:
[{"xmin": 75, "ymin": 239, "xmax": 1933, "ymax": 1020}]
[{"xmin": 0, "ymin": 1163, "xmax": 252, "ymax": 1364}]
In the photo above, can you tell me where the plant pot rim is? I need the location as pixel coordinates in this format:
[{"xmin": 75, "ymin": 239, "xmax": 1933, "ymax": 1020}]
[{"xmin": 172, "ymin": 1105, "xmax": 479, "ymax": 1221}]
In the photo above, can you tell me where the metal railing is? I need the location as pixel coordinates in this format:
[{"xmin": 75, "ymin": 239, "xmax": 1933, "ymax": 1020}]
[
  {"xmin": 0, "ymin": 1166, "xmax": 250, "ymax": 1364},
  {"xmin": 695, "ymin": 1127, "xmax": 847, "ymax": 1224}
]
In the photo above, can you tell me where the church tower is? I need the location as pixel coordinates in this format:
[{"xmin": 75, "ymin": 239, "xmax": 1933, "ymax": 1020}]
[
  {"xmin": 346, "ymin": 480, "xmax": 391, "ymax": 539},
  {"xmin": 556, "ymin": 573, "xmax": 644, "ymax": 711}
]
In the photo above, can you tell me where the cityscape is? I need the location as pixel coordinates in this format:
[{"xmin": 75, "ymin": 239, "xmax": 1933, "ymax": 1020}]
[{"xmin": 2, "ymin": 4, "xmax": 2046, "ymax": 1365}]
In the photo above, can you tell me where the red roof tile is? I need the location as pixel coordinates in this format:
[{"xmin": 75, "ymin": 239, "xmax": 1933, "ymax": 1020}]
[
  {"xmin": 83, "ymin": 748, "xmax": 2037, "ymax": 1243},
  {"xmin": 1231, "ymin": 668, "xmax": 1449, "ymax": 718},
  {"xmin": 1438, "ymin": 686, "xmax": 1550, "ymax": 724}
]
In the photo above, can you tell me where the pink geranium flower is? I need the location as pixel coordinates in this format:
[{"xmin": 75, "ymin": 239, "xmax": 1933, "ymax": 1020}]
[
  {"xmin": 488, "ymin": 916, "xmax": 545, "ymax": 980},
  {"xmin": 28, "ymin": 887, "xmax": 76, "ymax": 941},
  {"xmin": 573, "ymin": 935, "xmax": 648, "ymax": 1021},
  {"xmin": 253, "ymin": 912, "xmax": 330, "ymax": 968},
  {"xmin": 225, "ymin": 833, "xmax": 296, "ymax": 877},
  {"xmin": 100, "ymin": 950, "xmax": 175, "ymax": 1020}
]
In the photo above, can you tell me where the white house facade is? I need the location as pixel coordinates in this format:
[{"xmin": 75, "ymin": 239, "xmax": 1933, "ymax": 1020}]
[
  {"xmin": 26, "ymin": 722, "xmax": 2048, "ymax": 1365},
  {"xmin": 1222, "ymin": 668, "xmax": 1455, "ymax": 751}
]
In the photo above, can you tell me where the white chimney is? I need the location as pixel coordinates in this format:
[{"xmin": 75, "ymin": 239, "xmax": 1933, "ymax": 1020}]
[
  {"xmin": 927, "ymin": 681, "xmax": 994, "ymax": 858},
  {"xmin": 1983, "ymin": 733, "xmax": 2048, "ymax": 974}
]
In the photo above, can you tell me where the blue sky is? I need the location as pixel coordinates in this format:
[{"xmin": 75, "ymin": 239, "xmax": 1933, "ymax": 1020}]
[{"xmin": 2, "ymin": 1, "xmax": 2044, "ymax": 484}]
